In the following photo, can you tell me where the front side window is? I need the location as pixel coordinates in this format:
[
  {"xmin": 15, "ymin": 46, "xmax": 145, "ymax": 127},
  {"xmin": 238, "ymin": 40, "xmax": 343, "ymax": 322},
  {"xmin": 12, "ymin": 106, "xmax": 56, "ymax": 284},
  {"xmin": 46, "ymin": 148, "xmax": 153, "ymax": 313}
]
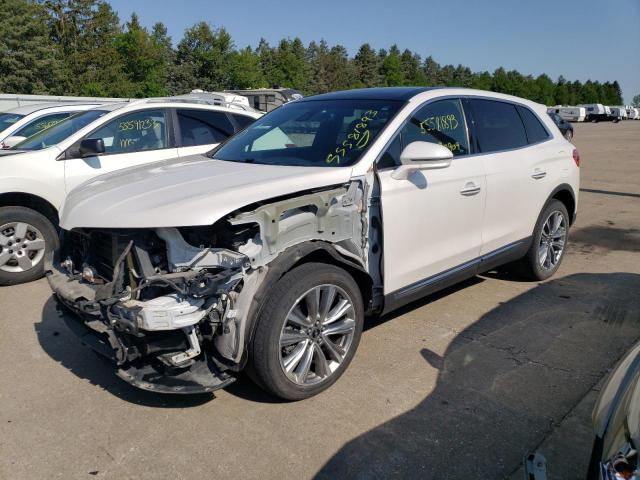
[
  {"xmin": 211, "ymin": 99, "xmax": 403, "ymax": 167},
  {"xmin": 177, "ymin": 109, "xmax": 234, "ymax": 146},
  {"xmin": 517, "ymin": 106, "xmax": 550, "ymax": 144},
  {"xmin": 0, "ymin": 113, "xmax": 25, "ymax": 132},
  {"xmin": 13, "ymin": 112, "xmax": 72, "ymax": 139},
  {"xmin": 470, "ymin": 99, "xmax": 527, "ymax": 153},
  {"xmin": 88, "ymin": 109, "xmax": 168, "ymax": 154},
  {"xmin": 401, "ymin": 98, "xmax": 470, "ymax": 156},
  {"xmin": 15, "ymin": 110, "xmax": 108, "ymax": 151}
]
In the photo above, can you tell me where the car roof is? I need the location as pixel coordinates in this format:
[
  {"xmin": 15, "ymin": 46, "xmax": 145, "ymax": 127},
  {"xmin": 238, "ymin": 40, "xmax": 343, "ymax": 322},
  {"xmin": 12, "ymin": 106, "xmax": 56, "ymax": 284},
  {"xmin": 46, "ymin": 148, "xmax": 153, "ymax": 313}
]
[
  {"xmin": 88, "ymin": 101, "xmax": 262, "ymax": 116},
  {"xmin": 5, "ymin": 103, "xmax": 100, "ymax": 115},
  {"xmin": 302, "ymin": 87, "xmax": 442, "ymax": 102}
]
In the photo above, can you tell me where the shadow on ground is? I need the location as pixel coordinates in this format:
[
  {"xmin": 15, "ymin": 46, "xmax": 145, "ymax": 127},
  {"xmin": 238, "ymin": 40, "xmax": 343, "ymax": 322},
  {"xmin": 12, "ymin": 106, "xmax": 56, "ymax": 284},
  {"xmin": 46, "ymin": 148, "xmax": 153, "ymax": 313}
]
[{"xmin": 316, "ymin": 273, "xmax": 640, "ymax": 479}]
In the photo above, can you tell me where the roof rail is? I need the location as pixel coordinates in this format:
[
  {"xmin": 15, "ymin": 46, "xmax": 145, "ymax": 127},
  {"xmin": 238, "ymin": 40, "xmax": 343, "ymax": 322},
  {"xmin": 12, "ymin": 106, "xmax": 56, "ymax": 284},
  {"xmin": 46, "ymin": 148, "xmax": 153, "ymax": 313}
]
[{"xmin": 126, "ymin": 91, "xmax": 256, "ymax": 112}]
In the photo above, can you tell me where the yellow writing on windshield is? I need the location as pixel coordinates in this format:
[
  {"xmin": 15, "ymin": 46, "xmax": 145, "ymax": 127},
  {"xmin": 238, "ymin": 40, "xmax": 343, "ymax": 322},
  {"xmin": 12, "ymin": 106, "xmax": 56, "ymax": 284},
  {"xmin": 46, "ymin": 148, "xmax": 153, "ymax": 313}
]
[
  {"xmin": 326, "ymin": 110, "xmax": 378, "ymax": 165},
  {"xmin": 34, "ymin": 119, "xmax": 64, "ymax": 131}
]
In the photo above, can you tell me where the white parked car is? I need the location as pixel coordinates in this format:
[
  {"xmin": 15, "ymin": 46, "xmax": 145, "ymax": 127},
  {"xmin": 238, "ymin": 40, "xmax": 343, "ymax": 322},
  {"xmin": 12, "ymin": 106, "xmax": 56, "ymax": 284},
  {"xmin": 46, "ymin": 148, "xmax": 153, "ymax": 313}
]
[
  {"xmin": 0, "ymin": 103, "xmax": 101, "ymax": 148},
  {"xmin": 47, "ymin": 87, "xmax": 580, "ymax": 400},
  {"xmin": 0, "ymin": 97, "xmax": 261, "ymax": 285}
]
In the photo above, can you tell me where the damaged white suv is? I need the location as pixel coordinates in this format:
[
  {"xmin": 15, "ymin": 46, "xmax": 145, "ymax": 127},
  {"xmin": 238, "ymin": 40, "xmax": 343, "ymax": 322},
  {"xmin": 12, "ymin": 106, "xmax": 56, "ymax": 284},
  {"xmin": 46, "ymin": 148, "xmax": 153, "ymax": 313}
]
[{"xmin": 47, "ymin": 87, "xmax": 580, "ymax": 400}]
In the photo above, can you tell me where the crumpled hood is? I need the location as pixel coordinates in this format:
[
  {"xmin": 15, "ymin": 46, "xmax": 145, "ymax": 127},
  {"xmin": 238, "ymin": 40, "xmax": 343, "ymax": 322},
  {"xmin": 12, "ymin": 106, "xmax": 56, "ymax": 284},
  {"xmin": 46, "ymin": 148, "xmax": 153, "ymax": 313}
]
[{"xmin": 60, "ymin": 155, "xmax": 353, "ymax": 229}]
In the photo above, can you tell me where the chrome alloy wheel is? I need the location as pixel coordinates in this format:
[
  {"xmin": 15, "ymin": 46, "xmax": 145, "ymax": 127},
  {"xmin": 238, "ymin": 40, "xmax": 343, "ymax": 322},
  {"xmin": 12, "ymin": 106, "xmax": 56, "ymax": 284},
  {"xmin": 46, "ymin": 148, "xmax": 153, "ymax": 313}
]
[
  {"xmin": 0, "ymin": 222, "xmax": 46, "ymax": 273},
  {"xmin": 279, "ymin": 284, "xmax": 356, "ymax": 386},
  {"xmin": 538, "ymin": 211, "xmax": 567, "ymax": 270}
]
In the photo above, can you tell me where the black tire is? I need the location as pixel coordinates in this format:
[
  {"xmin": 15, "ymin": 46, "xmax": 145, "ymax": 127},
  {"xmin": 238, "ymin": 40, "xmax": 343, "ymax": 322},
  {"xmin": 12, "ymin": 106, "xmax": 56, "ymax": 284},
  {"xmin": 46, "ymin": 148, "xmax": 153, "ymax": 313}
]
[
  {"xmin": 0, "ymin": 206, "xmax": 58, "ymax": 286},
  {"xmin": 248, "ymin": 262, "xmax": 364, "ymax": 401},
  {"xmin": 520, "ymin": 199, "xmax": 570, "ymax": 281}
]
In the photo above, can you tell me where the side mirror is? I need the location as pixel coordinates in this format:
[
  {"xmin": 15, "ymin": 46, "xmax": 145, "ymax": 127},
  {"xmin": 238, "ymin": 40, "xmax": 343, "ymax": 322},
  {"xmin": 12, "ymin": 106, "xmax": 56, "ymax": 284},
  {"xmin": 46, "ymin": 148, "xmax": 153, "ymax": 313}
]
[
  {"xmin": 391, "ymin": 141, "xmax": 453, "ymax": 180},
  {"xmin": 78, "ymin": 138, "xmax": 105, "ymax": 157},
  {"xmin": 1, "ymin": 136, "xmax": 26, "ymax": 149}
]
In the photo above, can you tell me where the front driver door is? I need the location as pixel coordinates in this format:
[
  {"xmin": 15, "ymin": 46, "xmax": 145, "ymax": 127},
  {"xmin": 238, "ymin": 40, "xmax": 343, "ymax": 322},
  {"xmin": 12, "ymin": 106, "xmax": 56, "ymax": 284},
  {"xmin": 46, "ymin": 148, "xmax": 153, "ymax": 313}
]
[
  {"xmin": 377, "ymin": 98, "xmax": 486, "ymax": 295},
  {"xmin": 64, "ymin": 108, "xmax": 178, "ymax": 193}
]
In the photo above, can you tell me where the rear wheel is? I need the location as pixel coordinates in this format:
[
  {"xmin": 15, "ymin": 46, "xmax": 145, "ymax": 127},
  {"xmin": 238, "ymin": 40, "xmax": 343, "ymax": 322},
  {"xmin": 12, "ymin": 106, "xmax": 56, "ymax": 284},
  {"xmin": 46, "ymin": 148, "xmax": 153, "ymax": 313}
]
[
  {"xmin": 0, "ymin": 206, "xmax": 58, "ymax": 286},
  {"xmin": 520, "ymin": 200, "xmax": 569, "ymax": 281},
  {"xmin": 249, "ymin": 263, "xmax": 364, "ymax": 400}
]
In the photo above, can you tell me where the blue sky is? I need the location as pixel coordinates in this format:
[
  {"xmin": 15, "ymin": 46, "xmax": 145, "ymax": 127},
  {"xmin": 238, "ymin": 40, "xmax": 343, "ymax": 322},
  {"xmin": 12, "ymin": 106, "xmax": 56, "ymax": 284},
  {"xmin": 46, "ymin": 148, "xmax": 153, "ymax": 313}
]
[{"xmin": 108, "ymin": 0, "xmax": 640, "ymax": 104}]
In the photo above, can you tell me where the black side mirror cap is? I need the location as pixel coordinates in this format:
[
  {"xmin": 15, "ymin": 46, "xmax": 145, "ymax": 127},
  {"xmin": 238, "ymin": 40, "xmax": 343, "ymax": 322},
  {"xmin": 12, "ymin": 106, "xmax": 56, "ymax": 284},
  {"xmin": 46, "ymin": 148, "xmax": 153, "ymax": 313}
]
[{"xmin": 78, "ymin": 138, "xmax": 105, "ymax": 157}]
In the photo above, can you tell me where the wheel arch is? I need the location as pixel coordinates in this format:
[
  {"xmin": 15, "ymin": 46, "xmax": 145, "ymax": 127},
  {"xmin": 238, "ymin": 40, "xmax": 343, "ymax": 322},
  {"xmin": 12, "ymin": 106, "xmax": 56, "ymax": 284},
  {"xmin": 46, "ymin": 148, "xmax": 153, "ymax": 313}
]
[
  {"xmin": 548, "ymin": 184, "xmax": 576, "ymax": 225},
  {"xmin": 241, "ymin": 241, "xmax": 374, "ymax": 369},
  {"xmin": 0, "ymin": 192, "xmax": 59, "ymax": 228}
]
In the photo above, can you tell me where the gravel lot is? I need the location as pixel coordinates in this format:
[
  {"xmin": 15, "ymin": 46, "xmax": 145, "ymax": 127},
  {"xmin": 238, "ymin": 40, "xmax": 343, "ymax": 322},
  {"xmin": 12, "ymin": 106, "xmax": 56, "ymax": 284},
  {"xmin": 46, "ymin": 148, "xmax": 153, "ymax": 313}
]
[{"xmin": 1, "ymin": 121, "xmax": 639, "ymax": 479}]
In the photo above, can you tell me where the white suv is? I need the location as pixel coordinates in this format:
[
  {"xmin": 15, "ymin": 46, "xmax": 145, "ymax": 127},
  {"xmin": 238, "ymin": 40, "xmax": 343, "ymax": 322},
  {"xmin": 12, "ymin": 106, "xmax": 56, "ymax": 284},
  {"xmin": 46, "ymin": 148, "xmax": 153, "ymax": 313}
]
[
  {"xmin": 0, "ymin": 96, "xmax": 261, "ymax": 285},
  {"xmin": 47, "ymin": 87, "xmax": 580, "ymax": 400}
]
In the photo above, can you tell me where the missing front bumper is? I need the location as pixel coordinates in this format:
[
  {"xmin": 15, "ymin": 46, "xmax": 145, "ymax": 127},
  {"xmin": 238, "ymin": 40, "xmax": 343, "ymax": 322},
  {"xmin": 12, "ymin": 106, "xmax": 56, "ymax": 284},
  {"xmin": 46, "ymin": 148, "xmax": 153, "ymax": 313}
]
[{"xmin": 46, "ymin": 255, "xmax": 236, "ymax": 395}]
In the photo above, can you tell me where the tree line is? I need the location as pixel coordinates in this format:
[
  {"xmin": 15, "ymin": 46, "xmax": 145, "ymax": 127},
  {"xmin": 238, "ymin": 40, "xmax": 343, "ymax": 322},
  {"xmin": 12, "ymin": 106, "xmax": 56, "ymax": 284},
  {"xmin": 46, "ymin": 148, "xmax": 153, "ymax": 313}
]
[{"xmin": 0, "ymin": 0, "xmax": 625, "ymax": 106}]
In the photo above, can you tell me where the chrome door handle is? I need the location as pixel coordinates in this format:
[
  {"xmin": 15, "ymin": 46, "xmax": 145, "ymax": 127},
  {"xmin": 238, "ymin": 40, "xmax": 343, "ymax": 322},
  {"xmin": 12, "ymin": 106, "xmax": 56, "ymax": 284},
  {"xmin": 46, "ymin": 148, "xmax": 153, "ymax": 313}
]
[
  {"xmin": 531, "ymin": 170, "xmax": 547, "ymax": 179},
  {"xmin": 460, "ymin": 182, "xmax": 481, "ymax": 196}
]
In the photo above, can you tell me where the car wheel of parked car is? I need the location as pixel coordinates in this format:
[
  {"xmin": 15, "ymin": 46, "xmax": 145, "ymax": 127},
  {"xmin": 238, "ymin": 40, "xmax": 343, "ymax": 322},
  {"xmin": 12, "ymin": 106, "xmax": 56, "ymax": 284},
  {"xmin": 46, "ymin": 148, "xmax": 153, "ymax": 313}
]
[
  {"xmin": 249, "ymin": 262, "xmax": 364, "ymax": 400},
  {"xmin": 521, "ymin": 199, "xmax": 569, "ymax": 281},
  {"xmin": 564, "ymin": 130, "xmax": 573, "ymax": 141},
  {"xmin": 0, "ymin": 206, "xmax": 57, "ymax": 286}
]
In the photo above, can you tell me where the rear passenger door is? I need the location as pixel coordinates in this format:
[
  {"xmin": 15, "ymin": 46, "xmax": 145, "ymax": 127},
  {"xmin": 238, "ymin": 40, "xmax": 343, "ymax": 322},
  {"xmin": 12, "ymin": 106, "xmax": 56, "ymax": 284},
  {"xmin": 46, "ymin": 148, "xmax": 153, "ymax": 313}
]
[
  {"xmin": 175, "ymin": 109, "xmax": 236, "ymax": 158},
  {"xmin": 468, "ymin": 98, "xmax": 554, "ymax": 255}
]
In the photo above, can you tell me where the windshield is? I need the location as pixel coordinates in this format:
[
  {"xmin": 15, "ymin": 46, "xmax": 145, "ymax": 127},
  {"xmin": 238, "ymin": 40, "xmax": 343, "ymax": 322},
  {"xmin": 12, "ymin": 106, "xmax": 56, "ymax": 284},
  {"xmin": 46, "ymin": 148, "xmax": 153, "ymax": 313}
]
[
  {"xmin": 0, "ymin": 113, "xmax": 25, "ymax": 133},
  {"xmin": 14, "ymin": 110, "xmax": 108, "ymax": 151},
  {"xmin": 211, "ymin": 99, "xmax": 403, "ymax": 167}
]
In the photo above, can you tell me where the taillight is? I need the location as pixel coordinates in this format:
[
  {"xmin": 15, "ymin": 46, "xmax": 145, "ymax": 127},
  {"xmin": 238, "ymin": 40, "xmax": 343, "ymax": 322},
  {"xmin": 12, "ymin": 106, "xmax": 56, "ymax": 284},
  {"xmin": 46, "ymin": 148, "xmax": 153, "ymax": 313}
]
[{"xmin": 572, "ymin": 148, "xmax": 580, "ymax": 167}]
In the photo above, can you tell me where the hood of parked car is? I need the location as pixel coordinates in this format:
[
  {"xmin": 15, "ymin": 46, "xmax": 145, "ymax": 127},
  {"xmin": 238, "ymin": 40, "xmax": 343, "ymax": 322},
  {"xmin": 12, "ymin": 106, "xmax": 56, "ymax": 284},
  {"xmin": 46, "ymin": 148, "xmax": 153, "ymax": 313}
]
[{"xmin": 60, "ymin": 155, "xmax": 354, "ymax": 229}]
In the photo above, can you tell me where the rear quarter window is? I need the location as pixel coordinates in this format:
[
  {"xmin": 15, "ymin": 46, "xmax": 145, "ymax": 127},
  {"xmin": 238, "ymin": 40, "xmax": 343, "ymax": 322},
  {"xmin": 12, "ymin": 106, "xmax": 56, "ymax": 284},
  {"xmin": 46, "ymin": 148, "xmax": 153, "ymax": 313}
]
[
  {"xmin": 470, "ymin": 99, "xmax": 528, "ymax": 153},
  {"xmin": 517, "ymin": 106, "xmax": 550, "ymax": 144}
]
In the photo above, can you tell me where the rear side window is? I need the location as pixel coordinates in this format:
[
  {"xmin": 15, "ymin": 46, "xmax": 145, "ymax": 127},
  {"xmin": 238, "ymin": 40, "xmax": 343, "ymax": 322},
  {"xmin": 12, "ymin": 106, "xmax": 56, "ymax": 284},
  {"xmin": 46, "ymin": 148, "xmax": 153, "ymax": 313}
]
[
  {"xmin": 517, "ymin": 106, "xmax": 550, "ymax": 144},
  {"xmin": 231, "ymin": 114, "xmax": 256, "ymax": 130},
  {"xmin": 16, "ymin": 112, "xmax": 72, "ymax": 138},
  {"xmin": 178, "ymin": 109, "xmax": 234, "ymax": 146},
  {"xmin": 401, "ymin": 98, "xmax": 470, "ymax": 156},
  {"xmin": 470, "ymin": 99, "xmax": 527, "ymax": 153}
]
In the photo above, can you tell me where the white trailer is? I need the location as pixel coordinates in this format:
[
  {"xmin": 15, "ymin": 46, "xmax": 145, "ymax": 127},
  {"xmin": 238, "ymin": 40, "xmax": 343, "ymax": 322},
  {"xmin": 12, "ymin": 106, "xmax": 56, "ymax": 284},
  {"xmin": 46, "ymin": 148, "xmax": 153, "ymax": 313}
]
[
  {"xmin": 625, "ymin": 107, "xmax": 639, "ymax": 120},
  {"xmin": 609, "ymin": 107, "xmax": 627, "ymax": 121},
  {"xmin": 547, "ymin": 106, "xmax": 586, "ymax": 122},
  {"xmin": 579, "ymin": 104, "xmax": 611, "ymax": 122},
  {"xmin": 0, "ymin": 93, "xmax": 128, "ymax": 112}
]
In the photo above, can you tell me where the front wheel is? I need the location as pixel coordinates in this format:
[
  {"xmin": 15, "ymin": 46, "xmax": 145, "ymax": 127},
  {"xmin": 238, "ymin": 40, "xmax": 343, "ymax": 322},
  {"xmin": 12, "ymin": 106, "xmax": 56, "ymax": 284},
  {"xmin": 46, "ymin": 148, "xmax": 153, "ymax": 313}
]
[
  {"xmin": 0, "ymin": 206, "xmax": 58, "ymax": 286},
  {"xmin": 520, "ymin": 200, "xmax": 570, "ymax": 281},
  {"xmin": 249, "ymin": 263, "xmax": 364, "ymax": 400}
]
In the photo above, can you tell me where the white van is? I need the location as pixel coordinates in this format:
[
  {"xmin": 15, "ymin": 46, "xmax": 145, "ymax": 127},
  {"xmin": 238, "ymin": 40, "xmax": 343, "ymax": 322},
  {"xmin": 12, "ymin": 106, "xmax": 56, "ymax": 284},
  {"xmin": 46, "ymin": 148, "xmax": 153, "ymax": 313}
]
[
  {"xmin": 625, "ymin": 107, "xmax": 639, "ymax": 120},
  {"xmin": 547, "ymin": 106, "xmax": 586, "ymax": 122}
]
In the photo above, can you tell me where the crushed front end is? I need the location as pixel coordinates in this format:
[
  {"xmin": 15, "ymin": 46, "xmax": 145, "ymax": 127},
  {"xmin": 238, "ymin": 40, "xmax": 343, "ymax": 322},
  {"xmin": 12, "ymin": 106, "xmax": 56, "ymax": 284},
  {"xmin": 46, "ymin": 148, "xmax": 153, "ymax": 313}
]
[{"xmin": 45, "ymin": 226, "xmax": 255, "ymax": 394}]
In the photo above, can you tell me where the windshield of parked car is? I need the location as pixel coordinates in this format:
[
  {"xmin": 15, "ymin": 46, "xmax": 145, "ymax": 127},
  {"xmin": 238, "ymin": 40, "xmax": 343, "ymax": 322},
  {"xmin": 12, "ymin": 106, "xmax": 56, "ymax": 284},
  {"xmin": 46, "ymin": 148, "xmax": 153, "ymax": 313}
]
[
  {"xmin": 211, "ymin": 99, "xmax": 403, "ymax": 167},
  {"xmin": 0, "ymin": 113, "xmax": 25, "ymax": 133},
  {"xmin": 14, "ymin": 110, "xmax": 108, "ymax": 150}
]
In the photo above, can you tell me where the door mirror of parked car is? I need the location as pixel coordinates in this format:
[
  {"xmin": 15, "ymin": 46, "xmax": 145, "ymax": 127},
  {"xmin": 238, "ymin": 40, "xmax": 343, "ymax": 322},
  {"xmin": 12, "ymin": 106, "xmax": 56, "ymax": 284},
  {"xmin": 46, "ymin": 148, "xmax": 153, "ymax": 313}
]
[
  {"xmin": 391, "ymin": 141, "xmax": 453, "ymax": 180},
  {"xmin": 78, "ymin": 138, "xmax": 105, "ymax": 157},
  {"xmin": 1, "ymin": 136, "xmax": 27, "ymax": 149}
]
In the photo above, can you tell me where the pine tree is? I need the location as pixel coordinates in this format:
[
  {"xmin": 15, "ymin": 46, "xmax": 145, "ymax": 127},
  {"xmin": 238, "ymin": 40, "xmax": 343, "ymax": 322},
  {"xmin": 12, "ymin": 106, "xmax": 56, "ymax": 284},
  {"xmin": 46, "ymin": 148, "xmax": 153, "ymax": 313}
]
[
  {"xmin": 381, "ymin": 45, "xmax": 404, "ymax": 86},
  {"xmin": 0, "ymin": 0, "xmax": 63, "ymax": 94},
  {"xmin": 352, "ymin": 43, "xmax": 381, "ymax": 88}
]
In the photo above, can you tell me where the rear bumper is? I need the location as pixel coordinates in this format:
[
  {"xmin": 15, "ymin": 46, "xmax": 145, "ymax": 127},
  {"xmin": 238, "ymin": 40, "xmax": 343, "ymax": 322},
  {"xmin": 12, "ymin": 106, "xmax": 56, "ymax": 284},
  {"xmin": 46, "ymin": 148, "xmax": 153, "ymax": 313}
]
[{"xmin": 45, "ymin": 252, "xmax": 235, "ymax": 394}]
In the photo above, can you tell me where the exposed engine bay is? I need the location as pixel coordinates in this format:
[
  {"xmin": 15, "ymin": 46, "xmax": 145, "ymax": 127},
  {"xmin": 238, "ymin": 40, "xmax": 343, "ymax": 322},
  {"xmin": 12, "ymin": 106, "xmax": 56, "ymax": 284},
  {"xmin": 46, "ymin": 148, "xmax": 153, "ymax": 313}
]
[{"xmin": 46, "ymin": 180, "xmax": 381, "ymax": 393}]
